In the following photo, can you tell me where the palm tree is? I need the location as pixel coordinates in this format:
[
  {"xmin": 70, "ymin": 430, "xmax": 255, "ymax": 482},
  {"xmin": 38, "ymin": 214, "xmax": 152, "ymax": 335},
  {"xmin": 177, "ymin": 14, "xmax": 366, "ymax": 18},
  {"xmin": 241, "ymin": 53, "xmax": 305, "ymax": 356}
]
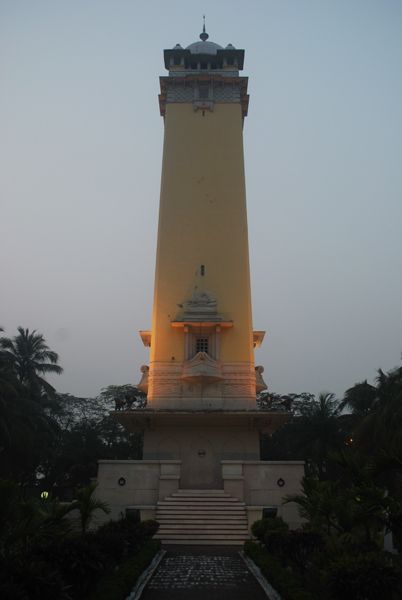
[
  {"xmin": 340, "ymin": 380, "xmax": 378, "ymax": 416},
  {"xmin": 0, "ymin": 327, "xmax": 21, "ymax": 453},
  {"xmin": 0, "ymin": 328, "xmax": 62, "ymax": 480},
  {"xmin": 294, "ymin": 392, "xmax": 342, "ymax": 478},
  {"xmin": 355, "ymin": 367, "xmax": 402, "ymax": 491},
  {"xmin": 72, "ymin": 482, "xmax": 110, "ymax": 534},
  {"xmin": 355, "ymin": 368, "xmax": 402, "ymax": 446},
  {"xmin": 0, "ymin": 327, "xmax": 63, "ymax": 399},
  {"xmin": 285, "ymin": 472, "xmax": 389, "ymax": 550},
  {"xmin": 375, "ymin": 367, "xmax": 402, "ymax": 408}
]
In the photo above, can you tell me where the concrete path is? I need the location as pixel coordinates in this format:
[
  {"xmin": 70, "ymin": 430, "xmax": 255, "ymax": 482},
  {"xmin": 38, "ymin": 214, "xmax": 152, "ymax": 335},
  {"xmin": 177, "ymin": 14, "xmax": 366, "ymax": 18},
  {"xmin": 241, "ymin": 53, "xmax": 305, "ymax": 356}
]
[{"xmin": 140, "ymin": 546, "xmax": 268, "ymax": 600}]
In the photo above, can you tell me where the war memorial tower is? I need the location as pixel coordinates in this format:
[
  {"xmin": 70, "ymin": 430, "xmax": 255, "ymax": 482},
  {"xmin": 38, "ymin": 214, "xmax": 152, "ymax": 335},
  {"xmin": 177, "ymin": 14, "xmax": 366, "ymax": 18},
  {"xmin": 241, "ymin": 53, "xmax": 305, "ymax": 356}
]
[{"xmin": 97, "ymin": 26, "xmax": 304, "ymax": 540}]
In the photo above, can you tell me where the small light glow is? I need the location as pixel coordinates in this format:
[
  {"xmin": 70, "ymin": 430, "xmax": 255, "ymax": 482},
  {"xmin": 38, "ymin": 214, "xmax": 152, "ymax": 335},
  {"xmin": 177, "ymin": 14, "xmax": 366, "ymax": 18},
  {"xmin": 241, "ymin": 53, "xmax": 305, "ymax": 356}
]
[{"xmin": 41, "ymin": 491, "xmax": 49, "ymax": 499}]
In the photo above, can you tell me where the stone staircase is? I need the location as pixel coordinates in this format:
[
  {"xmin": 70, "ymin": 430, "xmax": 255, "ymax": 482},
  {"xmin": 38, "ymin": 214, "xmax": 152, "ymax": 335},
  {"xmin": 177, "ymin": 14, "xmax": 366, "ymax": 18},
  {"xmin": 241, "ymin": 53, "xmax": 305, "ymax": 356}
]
[{"xmin": 154, "ymin": 489, "xmax": 249, "ymax": 545}]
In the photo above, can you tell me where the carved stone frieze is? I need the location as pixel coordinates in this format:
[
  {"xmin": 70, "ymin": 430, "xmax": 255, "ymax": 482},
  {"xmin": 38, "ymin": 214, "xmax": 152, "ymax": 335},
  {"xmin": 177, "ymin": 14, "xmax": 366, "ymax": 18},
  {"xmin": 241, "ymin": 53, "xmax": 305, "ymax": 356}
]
[
  {"xmin": 179, "ymin": 289, "xmax": 219, "ymax": 320},
  {"xmin": 148, "ymin": 362, "xmax": 182, "ymax": 400},
  {"xmin": 148, "ymin": 360, "xmax": 258, "ymax": 406},
  {"xmin": 181, "ymin": 352, "xmax": 223, "ymax": 384},
  {"xmin": 164, "ymin": 81, "xmax": 242, "ymax": 106}
]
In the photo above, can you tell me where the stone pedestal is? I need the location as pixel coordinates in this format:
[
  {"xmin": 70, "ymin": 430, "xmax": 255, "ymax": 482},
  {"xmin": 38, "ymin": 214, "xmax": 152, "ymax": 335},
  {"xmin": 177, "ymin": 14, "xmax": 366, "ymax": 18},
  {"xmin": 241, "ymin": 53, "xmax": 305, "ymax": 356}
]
[
  {"xmin": 96, "ymin": 457, "xmax": 305, "ymax": 530},
  {"xmin": 96, "ymin": 459, "xmax": 180, "ymax": 522},
  {"xmin": 113, "ymin": 410, "xmax": 289, "ymax": 490},
  {"xmin": 222, "ymin": 460, "xmax": 305, "ymax": 530}
]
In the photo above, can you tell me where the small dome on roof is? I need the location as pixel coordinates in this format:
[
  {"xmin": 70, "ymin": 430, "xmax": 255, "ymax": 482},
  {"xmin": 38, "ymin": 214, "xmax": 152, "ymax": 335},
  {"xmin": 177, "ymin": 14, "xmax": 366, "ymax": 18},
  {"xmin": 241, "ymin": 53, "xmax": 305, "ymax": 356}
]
[
  {"xmin": 225, "ymin": 43, "xmax": 236, "ymax": 49},
  {"xmin": 186, "ymin": 40, "xmax": 223, "ymax": 55},
  {"xmin": 186, "ymin": 21, "xmax": 223, "ymax": 55},
  {"xmin": 173, "ymin": 43, "xmax": 183, "ymax": 49}
]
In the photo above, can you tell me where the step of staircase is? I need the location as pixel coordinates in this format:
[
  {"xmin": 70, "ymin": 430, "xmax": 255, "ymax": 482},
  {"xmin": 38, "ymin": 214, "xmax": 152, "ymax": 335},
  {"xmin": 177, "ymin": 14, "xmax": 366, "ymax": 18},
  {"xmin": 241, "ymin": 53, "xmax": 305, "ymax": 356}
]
[{"xmin": 155, "ymin": 489, "xmax": 249, "ymax": 546}]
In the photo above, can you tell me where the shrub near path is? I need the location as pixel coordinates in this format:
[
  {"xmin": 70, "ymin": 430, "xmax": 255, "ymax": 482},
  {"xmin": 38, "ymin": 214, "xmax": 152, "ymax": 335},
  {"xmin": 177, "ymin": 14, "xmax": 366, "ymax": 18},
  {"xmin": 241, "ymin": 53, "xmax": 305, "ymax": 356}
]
[
  {"xmin": 246, "ymin": 517, "xmax": 402, "ymax": 600},
  {"xmin": 0, "ymin": 479, "xmax": 161, "ymax": 600}
]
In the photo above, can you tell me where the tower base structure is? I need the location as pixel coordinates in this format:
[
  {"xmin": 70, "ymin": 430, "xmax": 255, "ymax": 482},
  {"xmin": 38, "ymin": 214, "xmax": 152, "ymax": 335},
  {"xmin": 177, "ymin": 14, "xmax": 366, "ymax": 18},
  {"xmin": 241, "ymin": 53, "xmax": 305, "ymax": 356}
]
[{"xmin": 96, "ymin": 409, "xmax": 305, "ymax": 536}]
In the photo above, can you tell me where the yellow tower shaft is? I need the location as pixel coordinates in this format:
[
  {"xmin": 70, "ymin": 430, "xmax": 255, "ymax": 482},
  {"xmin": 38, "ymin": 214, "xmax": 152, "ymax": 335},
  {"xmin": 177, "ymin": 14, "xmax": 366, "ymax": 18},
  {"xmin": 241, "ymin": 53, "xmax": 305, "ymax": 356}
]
[{"xmin": 151, "ymin": 102, "xmax": 253, "ymax": 366}]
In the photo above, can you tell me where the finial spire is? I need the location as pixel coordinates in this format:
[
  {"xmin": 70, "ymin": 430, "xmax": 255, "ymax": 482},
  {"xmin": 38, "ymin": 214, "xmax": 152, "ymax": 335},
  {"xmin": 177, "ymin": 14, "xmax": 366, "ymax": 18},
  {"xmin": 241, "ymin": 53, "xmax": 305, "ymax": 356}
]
[{"xmin": 200, "ymin": 15, "xmax": 209, "ymax": 41}]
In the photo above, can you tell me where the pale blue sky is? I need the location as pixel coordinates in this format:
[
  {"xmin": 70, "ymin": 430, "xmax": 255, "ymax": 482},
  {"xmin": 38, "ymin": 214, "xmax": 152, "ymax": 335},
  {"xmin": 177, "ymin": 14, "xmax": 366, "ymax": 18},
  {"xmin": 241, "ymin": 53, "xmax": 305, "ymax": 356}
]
[{"xmin": 1, "ymin": 0, "xmax": 401, "ymax": 398}]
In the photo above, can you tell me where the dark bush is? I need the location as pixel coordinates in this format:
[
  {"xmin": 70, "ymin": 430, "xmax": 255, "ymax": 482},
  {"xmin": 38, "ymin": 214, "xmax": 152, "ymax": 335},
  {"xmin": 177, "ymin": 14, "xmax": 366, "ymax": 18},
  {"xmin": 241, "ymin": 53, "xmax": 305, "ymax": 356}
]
[
  {"xmin": 288, "ymin": 531, "xmax": 325, "ymax": 571},
  {"xmin": 138, "ymin": 519, "xmax": 159, "ymax": 539},
  {"xmin": 264, "ymin": 530, "xmax": 325, "ymax": 574},
  {"xmin": 244, "ymin": 541, "xmax": 314, "ymax": 600},
  {"xmin": 251, "ymin": 516, "xmax": 288, "ymax": 542},
  {"xmin": 389, "ymin": 510, "xmax": 402, "ymax": 553},
  {"xmin": 0, "ymin": 556, "xmax": 71, "ymax": 600},
  {"xmin": 89, "ymin": 539, "xmax": 161, "ymax": 600},
  {"xmin": 263, "ymin": 529, "xmax": 289, "ymax": 554},
  {"xmin": 94, "ymin": 527, "xmax": 126, "ymax": 564},
  {"xmin": 0, "ymin": 487, "xmax": 160, "ymax": 600},
  {"xmin": 92, "ymin": 516, "xmax": 159, "ymax": 560},
  {"xmin": 326, "ymin": 552, "xmax": 401, "ymax": 600},
  {"xmin": 92, "ymin": 520, "xmax": 128, "ymax": 564},
  {"xmin": 125, "ymin": 519, "xmax": 159, "ymax": 553},
  {"xmin": 44, "ymin": 535, "xmax": 106, "ymax": 598}
]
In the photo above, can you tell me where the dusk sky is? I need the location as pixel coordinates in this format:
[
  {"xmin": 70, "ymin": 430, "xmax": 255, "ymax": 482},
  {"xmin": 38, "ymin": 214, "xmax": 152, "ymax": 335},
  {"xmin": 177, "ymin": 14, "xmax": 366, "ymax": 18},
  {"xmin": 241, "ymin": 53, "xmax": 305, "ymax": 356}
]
[{"xmin": 1, "ymin": 0, "xmax": 401, "ymax": 399}]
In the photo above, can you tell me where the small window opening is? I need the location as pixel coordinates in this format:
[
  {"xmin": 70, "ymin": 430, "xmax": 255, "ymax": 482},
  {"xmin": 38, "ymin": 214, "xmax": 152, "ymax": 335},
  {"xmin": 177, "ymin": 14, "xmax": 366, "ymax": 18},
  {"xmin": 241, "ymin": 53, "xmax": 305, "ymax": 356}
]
[
  {"xmin": 200, "ymin": 62, "xmax": 208, "ymax": 70},
  {"xmin": 190, "ymin": 62, "xmax": 197, "ymax": 70},
  {"xmin": 200, "ymin": 264, "xmax": 205, "ymax": 276},
  {"xmin": 196, "ymin": 337, "xmax": 209, "ymax": 354},
  {"xmin": 174, "ymin": 56, "xmax": 181, "ymax": 66}
]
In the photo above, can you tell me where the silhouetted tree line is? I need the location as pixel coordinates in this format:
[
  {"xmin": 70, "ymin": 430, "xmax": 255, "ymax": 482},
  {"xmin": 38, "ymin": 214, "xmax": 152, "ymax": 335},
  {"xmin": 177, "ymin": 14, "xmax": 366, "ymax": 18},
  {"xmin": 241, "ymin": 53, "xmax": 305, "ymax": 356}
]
[
  {"xmin": 1, "ymin": 326, "xmax": 402, "ymax": 598},
  {"xmin": 253, "ymin": 367, "xmax": 402, "ymax": 598},
  {"xmin": 0, "ymin": 327, "xmax": 144, "ymax": 494}
]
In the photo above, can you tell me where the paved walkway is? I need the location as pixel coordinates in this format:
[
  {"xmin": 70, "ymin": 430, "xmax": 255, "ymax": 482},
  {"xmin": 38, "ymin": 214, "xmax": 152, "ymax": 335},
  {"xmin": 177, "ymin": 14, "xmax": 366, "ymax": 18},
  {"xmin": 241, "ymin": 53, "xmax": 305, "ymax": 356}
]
[{"xmin": 141, "ymin": 546, "xmax": 268, "ymax": 600}]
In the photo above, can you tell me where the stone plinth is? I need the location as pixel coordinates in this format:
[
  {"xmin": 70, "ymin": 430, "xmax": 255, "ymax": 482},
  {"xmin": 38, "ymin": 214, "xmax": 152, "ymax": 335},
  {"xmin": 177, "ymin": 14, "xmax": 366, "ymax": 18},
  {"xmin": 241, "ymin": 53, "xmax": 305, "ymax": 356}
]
[
  {"xmin": 113, "ymin": 410, "xmax": 289, "ymax": 489},
  {"xmin": 222, "ymin": 460, "xmax": 305, "ymax": 530},
  {"xmin": 96, "ymin": 457, "xmax": 305, "ymax": 531},
  {"xmin": 96, "ymin": 459, "xmax": 180, "ymax": 522}
]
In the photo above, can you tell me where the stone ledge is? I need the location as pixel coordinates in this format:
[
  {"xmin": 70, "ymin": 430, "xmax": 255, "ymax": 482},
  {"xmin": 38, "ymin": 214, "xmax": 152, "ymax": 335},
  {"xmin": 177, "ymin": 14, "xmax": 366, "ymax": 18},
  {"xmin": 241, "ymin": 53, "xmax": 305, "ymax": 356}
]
[
  {"xmin": 98, "ymin": 459, "xmax": 182, "ymax": 465},
  {"xmin": 222, "ymin": 460, "xmax": 305, "ymax": 465}
]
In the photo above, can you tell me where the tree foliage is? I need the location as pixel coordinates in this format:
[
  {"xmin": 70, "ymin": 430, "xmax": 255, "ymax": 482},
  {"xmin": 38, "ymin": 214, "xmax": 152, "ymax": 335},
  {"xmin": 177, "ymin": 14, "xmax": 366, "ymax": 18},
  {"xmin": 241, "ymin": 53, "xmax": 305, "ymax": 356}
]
[
  {"xmin": 0, "ymin": 328, "xmax": 61, "ymax": 483},
  {"xmin": 0, "ymin": 479, "xmax": 159, "ymax": 599},
  {"xmin": 0, "ymin": 329, "xmax": 143, "ymax": 490},
  {"xmin": 0, "ymin": 327, "xmax": 62, "ymax": 400},
  {"xmin": 99, "ymin": 384, "xmax": 146, "ymax": 410}
]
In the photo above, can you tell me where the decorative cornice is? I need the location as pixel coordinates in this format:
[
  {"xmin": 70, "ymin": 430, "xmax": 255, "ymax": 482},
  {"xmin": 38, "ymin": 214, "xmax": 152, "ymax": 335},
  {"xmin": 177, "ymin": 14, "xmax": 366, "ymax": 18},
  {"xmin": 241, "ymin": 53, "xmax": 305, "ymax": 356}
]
[
  {"xmin": 171, "ymin": 321, "xmax": 233, "ymax": 329},
  {"xmin": 139, "ymin": 330, "xmax": 151, "ymax": 347},
  {"xmin": 253, "ymin": 331, "xmax": 265, "ymax": 348},
  {"xmin": 159, "ymin": 74, "xmax": 249, "ymax": 118}
]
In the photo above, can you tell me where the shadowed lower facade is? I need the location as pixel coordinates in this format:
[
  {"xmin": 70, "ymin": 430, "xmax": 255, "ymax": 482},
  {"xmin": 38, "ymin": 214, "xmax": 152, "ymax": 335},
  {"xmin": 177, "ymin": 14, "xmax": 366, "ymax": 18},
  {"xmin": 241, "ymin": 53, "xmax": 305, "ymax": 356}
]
[{"xmin": 96, "ymin": 27, "xmax": 304, "ymax": 542}]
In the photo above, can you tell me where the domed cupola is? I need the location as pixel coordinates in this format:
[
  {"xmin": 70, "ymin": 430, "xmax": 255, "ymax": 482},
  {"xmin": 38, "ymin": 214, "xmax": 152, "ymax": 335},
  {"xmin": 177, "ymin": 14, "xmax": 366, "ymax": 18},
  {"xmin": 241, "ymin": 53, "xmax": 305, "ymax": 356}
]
[
  {"xmin": 163, "ymin": 20, "xmax": 245, "ymax": 73},
  {"xmin": 186, "ymin": 22, "xmax": 223, "ymax": 55},
  {"xmin": 186, "ymin": 40, "xmax": 223, "ymax": 55}
]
